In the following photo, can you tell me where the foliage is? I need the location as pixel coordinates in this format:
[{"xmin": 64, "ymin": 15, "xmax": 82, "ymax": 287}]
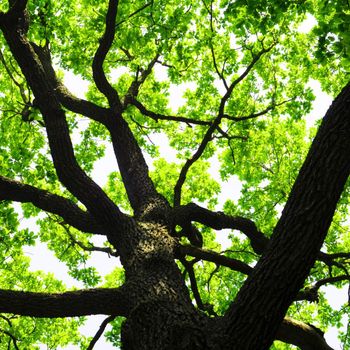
[{"xmin": 0, "ymin": 0, "xmax": 349, "ymax": 349}]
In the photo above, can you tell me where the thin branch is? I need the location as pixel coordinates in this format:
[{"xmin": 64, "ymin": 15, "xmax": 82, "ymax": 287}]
[
  {"xmin": 0, "ymin": 329, "xmax": 20, "ymax": 350},
  {"xmin": 124, "ymin": 53, "xmax": 160, "ymax": 106},
  {"xmin": 173, "ymin": 115, "xmax": 221, "ymax": 206},
  {"xmin": 177, "ymin": 244, "xmax": 253, "ymax": 275},
  {"xmin": 221, "ymin": 42, "xmax": 276, "ymax": 114},
  {"xmin": 87, "ymin": 315, "xmax": 116, "ymax": 350},
  {"xmin": 180, "ymin": 259, "xmax": 204, "ymax": 310},
  {"xmin": 203, "ymin": 0, "xmax": 229, "ymax": 90},
  {"xmin": 173, "ymin": 44, "xmax": 275, "ymax": 206},
  {"xmin": 115, "ymin": 2, "xmax": 152, "ymax": 27},
  {"xmin": 0, "ymin": 176, "xmax": 107, "ymax": 236},
  {"xmin": 131, "ymin": 99, "xmax": 211, "ymax": 126},
  {"xmin": 0, "ymin": 287, "xmax": 130, "ymax": 318},
  {"xmin": 92, "ymin": 0, "xmax": 122, "ymax": 110},
  {"xmin": 223, "ymin": 98, "xmax": 293, "ymax": 122},
  {"xmin": 63, "ymin": 226, "xmax": 118, "ymax": 256}
]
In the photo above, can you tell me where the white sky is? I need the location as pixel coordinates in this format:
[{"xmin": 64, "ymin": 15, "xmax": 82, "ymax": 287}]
[{"xmin": 17, "ymin": 48, "xmax": 348, "ymax": 349}]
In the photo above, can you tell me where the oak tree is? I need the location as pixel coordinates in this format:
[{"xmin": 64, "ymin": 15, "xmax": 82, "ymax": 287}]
[{"xmin": 0, "ymin": 0, "xmax": 349, "ymax": 349}]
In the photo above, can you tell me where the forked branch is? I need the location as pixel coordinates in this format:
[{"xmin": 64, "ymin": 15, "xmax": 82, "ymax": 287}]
[
  {"xmin": 131, "ymin": 99, "xmax": 211, "ymax": 126},
  {"xmin": 0, "ymin": 6, "xmax": 128, "ymax": 237},
  {"xmin": 173, "ymin": 203, "xmax": 269, "ymax": 254},
  {"xmin": 173, "ymin": 44, "xmax": 275, "ymax": 207}
]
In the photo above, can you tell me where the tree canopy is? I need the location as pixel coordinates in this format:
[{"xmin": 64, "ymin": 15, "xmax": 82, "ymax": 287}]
[{"xmin": 0, "ymin": 0, "xmax": 349, "ymax": 349}]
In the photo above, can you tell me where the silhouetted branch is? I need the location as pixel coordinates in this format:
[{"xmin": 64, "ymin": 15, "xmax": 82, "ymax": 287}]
[
  {"xmin": 124, "ymin": 54, "xmax": 160, "ymax": 105},
  {"xmin": 63, "ymin": 226, "xmax": 118, "ymax": 256},
  {"xmin": 115, "ymin": 2, "xmax": 152, "ymax": 27},
  {"xmin": 223, "ymin": 98, "xmax": 293, "ymax": 122},
  {"xmin": 173, "ymin": 203, "xmax": 269, "ymax": 254},
  {"xmin": 277, "ymin": 317, "xmax": 334, "ymax": 350},
  {"xmin": 87, "ymin": 315, "xmax": 116, "ymax": 350},
  {"xmin": 0, "ymin": 176, "xmax": 107, "ymax": 236},
  {"xmin": 92, "ymin": 0, "xmax": 122, "ymax": 110},
  {"xmin": 173, "ymin": 44, "xmax": 275, "ymax": 206},
  {"xmin": 130, "ymin": 99, "xmax": 211, "ymax": 126},
  {"xmin": 0, "ymin": 329, "xmax": 20, "ymax": 350}
]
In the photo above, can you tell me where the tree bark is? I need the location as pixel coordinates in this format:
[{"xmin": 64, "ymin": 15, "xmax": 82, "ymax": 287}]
[{"xmin": 224, "ymin": 82, "xmax": 350, "ymax": 349}]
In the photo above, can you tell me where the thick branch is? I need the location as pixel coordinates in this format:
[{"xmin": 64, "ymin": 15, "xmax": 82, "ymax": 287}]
[
  {"xmin": 0, "ymin": 288, "xmax": 130, "ymax": 318},
  {"xmin": 106, "ymin": 115, "xmax": 170, "ymax": 219},
  {"xmin": 224, "ymin": 82, "xmax": 350, "ymax": 349},
  {"xmin": 30, "ymin": 43, "xmax": 166, "ymax": 219},
  {"xmin": 173, "ymin": 203, "xmax": 269, "ymax": 254},
  {"xmin": 0, "ymin": 176, "xmax": 106, "ymax": 235},
  {"xmin": 0, "ymin": 11, "xmax": 127, "ymax": 240},
  {"xmin": 92, "ymin": 0, "xmax": 122, "ymax": 110},
  {"xmin": 277, "ymin": 317, "xmax": 334, "ymax": 350},
  {"xmin": 31, "ymin": 42, "xmax": 110, "ymax": 124}
]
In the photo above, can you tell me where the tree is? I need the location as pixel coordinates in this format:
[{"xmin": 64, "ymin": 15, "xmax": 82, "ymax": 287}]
[{"xmin": 0, "ymin": 0, "xmax": 349, "ymax": 349}]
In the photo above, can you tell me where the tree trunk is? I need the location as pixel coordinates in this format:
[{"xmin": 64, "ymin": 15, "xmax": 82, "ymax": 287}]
[{"xmin": 223, "ymin": 82, "xmax": 350, "ymax": 349}]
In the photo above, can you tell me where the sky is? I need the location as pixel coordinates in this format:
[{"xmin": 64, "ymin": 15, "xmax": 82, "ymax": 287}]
[
  {"xmin": 15, "ymin": 72, "xmax": 348, "ymax": 350},
  {"xmin": 19, "ymin": 16, "xmax": 349, "ymax": 347}
]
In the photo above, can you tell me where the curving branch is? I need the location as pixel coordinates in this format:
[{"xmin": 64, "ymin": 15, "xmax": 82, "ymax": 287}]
[
  {"xmin": 130, "ymin": 99, "xmax": 211, "ymax": 126},
  {"xmin": 173, "ymin": 43, "xmax": 275, "ymax": 207},
  {"xmin": 297, "ymin": 275, "xmax": 350, "ymax": 302},
  {"xmin": 173, "ymin": 203, "xmax": 269, "ymax": 254},
  {"xmin": 173, "ymin": 114, "xmax": 222, "ymax": 207},
  {"xmin": 0, "ymin": 288, "xmax": 130, "ymax": 318},
  {"xmin": 0, "ymin": 176, "xmax": 107, "ymax": 235},
  {"xmin": 92, "ymin": 0, "xmax": 122, "ymax": 110},
  {"xmin": 87, "ymin": 315, "xmax": 116, "ymax": 350},
  {"xmin": 0, "ymin": 329, "xmax": 20, "ymax": 350},
  {"xmin": 277, "ymin": 317, "xmax": 334, "ymax": 350},
  {"xmin": 0, "ymin": 7, "xmax": 128, "ymax": 241},
  {"xmin": 223, "ymin": 98, "xmax": 294, "ymax": 122}
]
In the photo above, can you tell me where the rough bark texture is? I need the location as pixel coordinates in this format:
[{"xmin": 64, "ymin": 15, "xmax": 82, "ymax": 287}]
[
  {"xmin": 0, "ymin": 2, "xmax": 348, "ymax": 350},
  {"xmin": 224, "ymin": 82, "xmax": 350, "ymax": 349}
]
